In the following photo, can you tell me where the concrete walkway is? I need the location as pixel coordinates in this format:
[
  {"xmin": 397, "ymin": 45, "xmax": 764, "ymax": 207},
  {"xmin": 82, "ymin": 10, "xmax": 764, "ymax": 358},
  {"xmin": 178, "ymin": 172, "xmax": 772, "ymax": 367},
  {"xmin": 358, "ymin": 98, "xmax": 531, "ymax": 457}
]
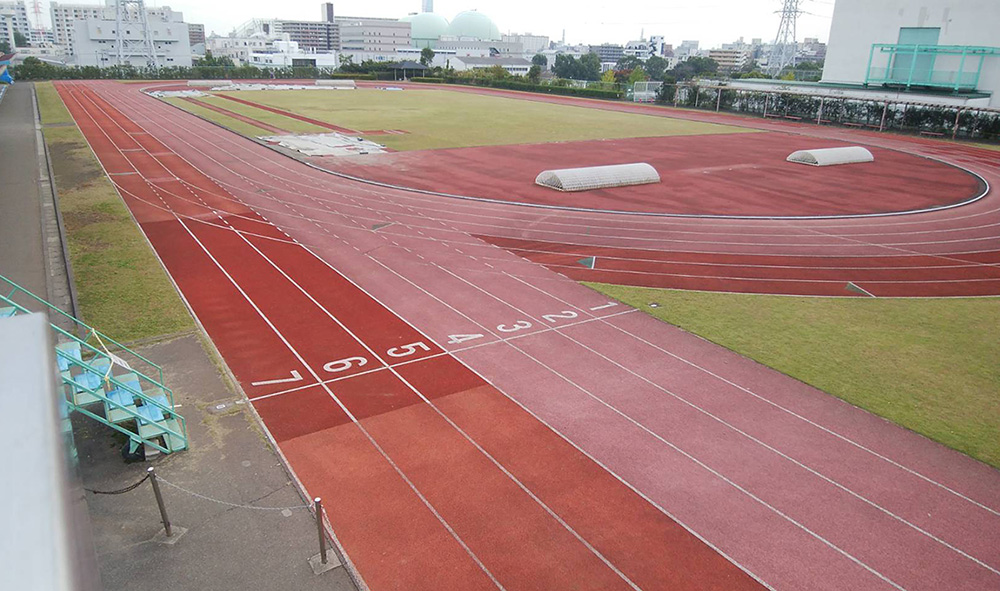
[{"xmin": 0, "ymin": 83, "xmax": 48, "ymax": 296}]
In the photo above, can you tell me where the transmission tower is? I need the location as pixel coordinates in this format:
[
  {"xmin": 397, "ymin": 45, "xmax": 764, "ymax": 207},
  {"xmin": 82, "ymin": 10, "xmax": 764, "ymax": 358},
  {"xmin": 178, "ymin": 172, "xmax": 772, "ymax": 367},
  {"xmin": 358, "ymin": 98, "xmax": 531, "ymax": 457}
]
[
  {"xmin": 114, "ymin": 0, "xmax": 159, "ymax": 68},
  {"xmin": 766, "ymin": 0, "xmax": 801, "ymax": 76}
]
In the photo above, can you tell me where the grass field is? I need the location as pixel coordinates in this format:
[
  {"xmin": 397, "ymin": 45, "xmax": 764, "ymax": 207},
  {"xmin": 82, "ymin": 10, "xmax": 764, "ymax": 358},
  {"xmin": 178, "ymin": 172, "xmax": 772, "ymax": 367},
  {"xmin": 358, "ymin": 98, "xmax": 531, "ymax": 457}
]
[
  {"xmin": 37, "ymin": 82, "xmax": 193, "ymax": 342},
  {"xmin": 178, "ymin": 88, "xmax": 757, "ymax": 151},
  {"xmin": 586, "ymin": 283, "xmax": 1000, "ymax": 469},
  {"xmin": 162, "ymin": 97, "xmax": 286, "ymax": 137}
]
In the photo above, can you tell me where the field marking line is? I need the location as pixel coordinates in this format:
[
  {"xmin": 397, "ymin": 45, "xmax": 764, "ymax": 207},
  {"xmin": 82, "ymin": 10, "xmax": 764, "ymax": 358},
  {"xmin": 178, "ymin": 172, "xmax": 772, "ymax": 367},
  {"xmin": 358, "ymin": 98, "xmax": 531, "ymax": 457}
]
[
  {"xmin": 434, "ymin": 264, "xmax": 908, "ymax": 591},
  {"xmin": 71, "ymin": 83, "xmax": 505, "ymax": 591},
  {"xmin": 502, "ymin": 273, "xmax": 1000, "ymax": 575},
  {"xmin": 111, "ymin": 82, "xmax": 1000, "ymax": 509},
  {"xmin": 230, "ymin": 230, "xmax": 644, "ymax": 591},
  {"xmin": 111, "ymin": 84, "xmax": 645, "ymax": 590}
]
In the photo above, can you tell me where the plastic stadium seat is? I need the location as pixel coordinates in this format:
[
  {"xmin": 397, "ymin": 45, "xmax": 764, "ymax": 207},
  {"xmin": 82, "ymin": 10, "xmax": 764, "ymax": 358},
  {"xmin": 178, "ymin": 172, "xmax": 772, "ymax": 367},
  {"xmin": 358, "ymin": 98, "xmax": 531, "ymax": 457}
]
[
  {"xmin": 56, "ymin": 342, "xmax": 83, "ymax": 372},
  {"xmin": 0, "ymin": 307, "xmax": 16, "ymax": 318}
]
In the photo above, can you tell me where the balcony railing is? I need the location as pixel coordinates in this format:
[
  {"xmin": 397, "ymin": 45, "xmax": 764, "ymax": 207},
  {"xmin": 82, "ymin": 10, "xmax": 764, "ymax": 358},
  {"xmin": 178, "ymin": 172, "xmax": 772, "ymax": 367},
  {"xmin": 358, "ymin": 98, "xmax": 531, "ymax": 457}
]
[{"xmin": 865, "ymin": 44, "xmax": 1000, "ymax": 91}]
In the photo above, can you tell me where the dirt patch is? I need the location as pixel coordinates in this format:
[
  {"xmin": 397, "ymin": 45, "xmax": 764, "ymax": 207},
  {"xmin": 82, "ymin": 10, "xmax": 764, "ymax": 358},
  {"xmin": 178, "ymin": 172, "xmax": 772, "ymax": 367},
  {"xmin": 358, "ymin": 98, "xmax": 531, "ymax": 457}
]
[{"xmin": 48, "ymin": 139, "xmax": 104, "ymax": 188}]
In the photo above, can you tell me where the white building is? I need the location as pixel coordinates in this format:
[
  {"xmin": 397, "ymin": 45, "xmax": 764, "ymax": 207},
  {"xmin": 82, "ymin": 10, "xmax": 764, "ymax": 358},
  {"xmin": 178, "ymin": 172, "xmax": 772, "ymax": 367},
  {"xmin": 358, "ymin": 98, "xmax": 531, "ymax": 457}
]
[
  {"xmin": 708, "ymin": 48, "xmax": 750, "ymax": 73},
  {"xmin": 338, "ymin": 18, "xmax": 410, "ymax": 59},
  {"xmin": 206, "ymin": 34, "xmax": 271, "ymax": 65},
  {"xmin": 72, "ymin": 11, "xmax": 193, "ymax": 67},
  {"xmin": 0, "ymin": 1, "xmax": 28, "ymax": 41},
  {"xmin": 502, "ymin": 32, "xmax": 548, "ymax": 56},
  {"xmin": 247, "ymin": 37, "xmax": 338, "ymax": 68},
  {"xmin": 1, "ymin": 8, "xmax": 17, "ymax": 50},
  {"xmin": 822, "ymin": 0, "xmax": 1000, "ymax": 107},
  {"xmin": 51, "ymin": 2, "xmax": 187, "ymax": 57},
  {"xmin": 450, "ymin": 55, "xmax": 531, "ymax": 75}
]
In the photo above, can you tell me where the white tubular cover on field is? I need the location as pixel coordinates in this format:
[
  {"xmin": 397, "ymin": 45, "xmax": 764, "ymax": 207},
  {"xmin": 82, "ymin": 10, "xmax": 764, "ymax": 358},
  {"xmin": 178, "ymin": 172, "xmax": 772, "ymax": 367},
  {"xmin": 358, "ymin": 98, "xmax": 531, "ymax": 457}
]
[
  {"xmin": 535, "ymin": 163, "xmax": 661, "ymax": 192},
  {"xmin": 786, "ymin": 146, "xmax": 875, "ymax": 166}
]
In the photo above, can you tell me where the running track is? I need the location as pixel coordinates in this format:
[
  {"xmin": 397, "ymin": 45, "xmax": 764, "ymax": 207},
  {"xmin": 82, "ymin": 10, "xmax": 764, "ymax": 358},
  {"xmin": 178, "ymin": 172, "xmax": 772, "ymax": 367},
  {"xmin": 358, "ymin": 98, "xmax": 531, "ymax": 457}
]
[{"xmin": 56, "ymin": 80, "xmax": 1000, "ymax": 591}]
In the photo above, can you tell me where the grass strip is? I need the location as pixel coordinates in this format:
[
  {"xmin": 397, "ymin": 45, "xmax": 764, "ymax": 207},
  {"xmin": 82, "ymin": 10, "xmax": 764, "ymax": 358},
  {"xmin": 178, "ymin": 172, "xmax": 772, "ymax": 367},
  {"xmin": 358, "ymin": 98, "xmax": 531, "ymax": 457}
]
[{"xmin": 37, "ymin": 81, "xmax": 193, "ymax": 342}]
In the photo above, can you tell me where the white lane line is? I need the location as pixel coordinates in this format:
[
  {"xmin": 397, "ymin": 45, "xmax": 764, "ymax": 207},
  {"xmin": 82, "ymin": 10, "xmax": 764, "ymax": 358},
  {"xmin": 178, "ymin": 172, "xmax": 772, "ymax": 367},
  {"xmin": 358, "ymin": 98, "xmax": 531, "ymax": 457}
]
[
  {"xmin": 72, "ymin": 84, "xmax": 504, "ymax": 591},
  {"xmin": 249, "ymin": 307, "xmax": 636, "ymax": 402},
  {"xmin": 110, "ymin": 84, "xmax": 1000, "ymax": 512},
  {"xmin": 177, "ymin": 218, "xmax": 507, "ymax": 591},
  {"xmin": 435, "ymin": 265, "xmax": 909, "ymax": 591},
  {"xmin": 503, "ymin": 274, "xmax": 1000, "ymax": 575},
  {"xmin": 229, "ymin": 230, "xmax": 644, "ymax": 591}
]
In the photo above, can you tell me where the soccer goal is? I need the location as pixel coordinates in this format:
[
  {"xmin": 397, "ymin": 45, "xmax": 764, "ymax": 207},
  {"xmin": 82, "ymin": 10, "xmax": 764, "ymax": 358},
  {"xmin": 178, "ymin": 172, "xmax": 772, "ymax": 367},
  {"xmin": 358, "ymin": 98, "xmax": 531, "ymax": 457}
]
[
  {"xmin": 535, "ymin": 163, "xmax": 661, "ymax": 192},
  {"xmin": 632, "ymin": 81, "xmax": 663, "ymax": 103}
]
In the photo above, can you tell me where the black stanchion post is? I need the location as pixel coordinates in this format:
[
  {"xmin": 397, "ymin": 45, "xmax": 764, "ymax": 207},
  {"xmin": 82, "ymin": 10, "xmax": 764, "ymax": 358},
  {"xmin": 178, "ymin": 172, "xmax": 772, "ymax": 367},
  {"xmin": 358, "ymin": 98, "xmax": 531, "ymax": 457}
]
[
  {"xmin": 148, "ymin": 466, "xmax": 172, "ymax": 537},
  {"xmin": 315, "ymin": 497, "xmax": 327, "ymax": 565}
]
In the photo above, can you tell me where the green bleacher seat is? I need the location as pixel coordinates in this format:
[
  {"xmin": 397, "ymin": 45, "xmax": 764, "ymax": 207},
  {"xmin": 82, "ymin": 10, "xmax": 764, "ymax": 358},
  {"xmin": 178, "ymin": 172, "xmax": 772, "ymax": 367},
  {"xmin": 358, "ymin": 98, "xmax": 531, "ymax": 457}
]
[
  {"xmin": 56, "ymin": 342, "xmax": 83, "ymax": 372},
  {"xmin": 0, "ymin": 307, "xmax": 16, "ymax": 318},
  {"xmin": 104, "ymin": 373, "xmax": 140, "ymax": 424}
]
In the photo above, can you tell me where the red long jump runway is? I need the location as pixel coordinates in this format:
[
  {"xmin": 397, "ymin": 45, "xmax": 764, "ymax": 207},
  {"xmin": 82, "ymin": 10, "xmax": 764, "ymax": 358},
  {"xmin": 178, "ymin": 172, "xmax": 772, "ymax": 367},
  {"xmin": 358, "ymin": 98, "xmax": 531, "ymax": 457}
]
[{"xmin": 58, "ymin": 80, "xmax": 1000, "ymax": 591}]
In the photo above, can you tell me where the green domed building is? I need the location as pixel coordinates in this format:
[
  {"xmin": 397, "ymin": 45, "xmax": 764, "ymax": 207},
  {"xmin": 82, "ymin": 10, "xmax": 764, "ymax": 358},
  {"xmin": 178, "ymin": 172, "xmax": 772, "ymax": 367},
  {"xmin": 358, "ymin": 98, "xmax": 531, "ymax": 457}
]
[
  {"xmin": 444, "ymin": 10, "xmax": 501, "ymax": 42},
  {"xmin": 399, "ymin": 12, "xmax": 450, "ymax": 49}
]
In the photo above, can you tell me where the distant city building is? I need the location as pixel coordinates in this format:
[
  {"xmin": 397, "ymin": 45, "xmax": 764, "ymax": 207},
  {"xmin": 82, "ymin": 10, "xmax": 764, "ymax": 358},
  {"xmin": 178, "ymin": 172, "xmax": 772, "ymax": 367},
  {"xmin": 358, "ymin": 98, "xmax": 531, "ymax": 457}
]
[
  {"xmin": 450, "ymin": 55, "xmax": 531, "ymax": 75},
  {"xmin": 0, "ymin": 1, "xmax": 28, "ymax": 39},
  {"xmin": 708, "ymin": 47, "xmax": 750, "ymax": 73},
  {"xmin": 205, "ymin": 34, "xmax": 270, "ymax": 65},
  {"xmin": 798, "ymin": 37, "xmax": 826, "ymax": 62},
  {"xmin": 50, "ymin": 2, "xmax": 104, "ymax": 50},
  {"xmin": 29, "ymin": 28, "xmax": 55, "ymax": 45},
  {"xmin": 247, "ymin": 36, "xmax": 338, "ymax": 68},
  {"xmin": 822, "ymin": 0, "xmax": 999, "ymax": 107},
  {"xmin": 71, "ymin": 7, "xmax": 192, "ymax": 67},
  {"xmin": 676, "ymin": 40, "xmax": 700, "ymax": 60},
  {"xmin": 589, "ymin": 43, "xmax": 624, "ymax": 64},
  {"xmin": 339, "ymin": 18, "xmax": 411, "ymax": 57},
  {"xmin": 502, "ymin": 32, "xmax": 548, "ymax": 56},
  {"xmin": 0, "ymin": 8, "xmax": 17, "ymax": 50},
  {"xmin": 188, "ymin": 23, "xmax": 204, "ymax": 47}
]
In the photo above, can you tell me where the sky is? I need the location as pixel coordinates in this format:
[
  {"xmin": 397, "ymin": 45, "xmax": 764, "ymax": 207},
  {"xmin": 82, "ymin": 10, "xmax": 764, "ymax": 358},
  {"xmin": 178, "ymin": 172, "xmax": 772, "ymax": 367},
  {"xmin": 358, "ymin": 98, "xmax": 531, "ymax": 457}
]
[{"xmin": 30, "ymin": 0, "xmax": 836, "ymax": 49}]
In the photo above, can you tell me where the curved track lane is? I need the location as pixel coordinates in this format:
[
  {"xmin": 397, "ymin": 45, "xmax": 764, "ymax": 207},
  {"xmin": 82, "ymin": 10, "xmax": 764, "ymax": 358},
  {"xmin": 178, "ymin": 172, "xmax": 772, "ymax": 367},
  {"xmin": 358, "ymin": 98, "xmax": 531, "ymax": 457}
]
[{"xmin": 58, "ymin": 81, "xmax": 1000, "ymax": 591}]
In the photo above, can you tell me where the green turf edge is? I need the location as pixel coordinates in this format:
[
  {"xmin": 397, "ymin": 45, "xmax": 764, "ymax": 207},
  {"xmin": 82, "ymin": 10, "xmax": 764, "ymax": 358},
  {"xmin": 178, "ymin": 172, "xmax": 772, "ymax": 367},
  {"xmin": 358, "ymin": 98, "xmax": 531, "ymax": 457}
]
[
  {"xmin": 583, "ymin": 282, "xmax": 1000, "ymax": 469},
  {"xmin": 161, "ymin": 96, "xmax": 279, "ymax": 138},
  {"xmin": 36, "ymin": 81, "xmax": 194, "ymax": 342},
  {"xmin": 196, "ymin": 94, "xmax": 328, "ymax": 134}
]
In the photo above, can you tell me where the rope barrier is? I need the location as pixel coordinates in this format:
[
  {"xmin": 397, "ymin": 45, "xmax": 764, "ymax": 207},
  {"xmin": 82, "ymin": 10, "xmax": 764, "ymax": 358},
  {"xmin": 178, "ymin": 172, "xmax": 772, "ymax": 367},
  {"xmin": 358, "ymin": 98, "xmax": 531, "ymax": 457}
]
[
  {"xmin": 85, "ymin": 473, "xmax": 149, "ymax": 495},
  {"xmin": 155, "ymin": 476, "xmax": 312, "ymax": 511}
]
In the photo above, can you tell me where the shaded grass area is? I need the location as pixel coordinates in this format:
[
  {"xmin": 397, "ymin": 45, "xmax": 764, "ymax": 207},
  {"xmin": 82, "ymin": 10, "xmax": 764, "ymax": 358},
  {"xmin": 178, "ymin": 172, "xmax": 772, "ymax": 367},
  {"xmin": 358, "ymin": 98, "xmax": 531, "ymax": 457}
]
[
  {"xmin": 162, "ymin": 97, "xmax": 280, "ymax": 137},
  {"xmin": 36, "ymin": 82, "xmax": 193, "ymax": 342},
  {"xmin": 586, "ymin": 282, "xmax": 1000, "ymax": 469},
  {"xmin": 217, "ymin": 88, "xmax": 757, "ymax": 151}
]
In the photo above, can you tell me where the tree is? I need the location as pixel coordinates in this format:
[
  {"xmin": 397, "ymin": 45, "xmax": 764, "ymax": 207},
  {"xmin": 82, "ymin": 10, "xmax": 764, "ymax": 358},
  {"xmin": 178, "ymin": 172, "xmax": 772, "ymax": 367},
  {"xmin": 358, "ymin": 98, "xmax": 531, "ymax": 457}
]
[
  {"xmin": 668, "ymin": 56, "xmax": 718, "ymax": 81},
  {"xmin": 526, "ymin": 64, "xmax": 541, "ymax": 83},
  {"xmin": 578, "ymin": 52, "xmax": 601, "ymax": 81},
  {"xmin": 627, "ymin": 66, "xmax": 649, "ymax": 84},
  {"xmin": 13, "ymin": 30, "xmax": 28, "ymax": 48},
  {"xmin": 531, "ymin": 53, "xmax": 547, "ymax": 67},
  {"xmin": 552, "ymin": 54, "xmax": 576, "ymax": 79},
  {"xmin": 0, "ymin": 39, "xmax": 10, "ymax": 54},
  {"xmin": 615, "ymin": 55, "xmax": 643, "ymax": 71},
  {"xmin": 420, "ymin": 47, "xmax": 435, "ymax": 67},
  {"xmin": 601, "ymin": 69, "xmax": 615, "ymax": 84},
  {"xmin": 644, "ymin": 55, "xmax": 668, "ymax": 80}
]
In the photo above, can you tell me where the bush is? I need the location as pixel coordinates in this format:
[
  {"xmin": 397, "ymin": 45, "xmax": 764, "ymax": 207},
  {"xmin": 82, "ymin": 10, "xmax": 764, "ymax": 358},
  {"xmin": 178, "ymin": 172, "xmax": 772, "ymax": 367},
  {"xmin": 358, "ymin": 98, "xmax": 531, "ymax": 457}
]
[
  {"xmin": 410, "ymin": 77, "xmax": 445, "ymax": 83},
  {"xmin": 439, "ymin": 77, "xmax": 622, "ymax": 100}
]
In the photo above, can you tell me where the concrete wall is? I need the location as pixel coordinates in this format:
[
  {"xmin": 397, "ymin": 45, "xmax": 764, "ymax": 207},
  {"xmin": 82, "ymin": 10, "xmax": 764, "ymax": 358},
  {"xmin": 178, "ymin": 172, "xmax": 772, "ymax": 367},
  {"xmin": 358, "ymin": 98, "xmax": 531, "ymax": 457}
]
[
  {"xmin": 73, "ymin": 17, "xmax": 193, "ymax": 67},
  {"xmin": 823, "ymin": 0, "xmax": 1000, "ymax": 106}
]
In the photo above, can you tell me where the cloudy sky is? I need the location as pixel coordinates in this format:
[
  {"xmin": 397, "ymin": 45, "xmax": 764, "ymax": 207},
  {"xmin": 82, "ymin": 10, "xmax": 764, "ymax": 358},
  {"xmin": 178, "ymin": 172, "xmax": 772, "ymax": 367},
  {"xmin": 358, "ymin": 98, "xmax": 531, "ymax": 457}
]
[{"xmin": 33, "ymin": 0, "xmax": 837, "ymax": 49}]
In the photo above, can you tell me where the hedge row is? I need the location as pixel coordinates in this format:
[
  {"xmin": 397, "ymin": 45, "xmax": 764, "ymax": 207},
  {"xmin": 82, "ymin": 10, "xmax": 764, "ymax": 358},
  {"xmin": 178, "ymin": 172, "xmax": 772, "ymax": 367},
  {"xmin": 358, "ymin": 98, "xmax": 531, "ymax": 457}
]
[{"xmin": 410, "ymin": 77, "xmax": 623, "ymax": 100}]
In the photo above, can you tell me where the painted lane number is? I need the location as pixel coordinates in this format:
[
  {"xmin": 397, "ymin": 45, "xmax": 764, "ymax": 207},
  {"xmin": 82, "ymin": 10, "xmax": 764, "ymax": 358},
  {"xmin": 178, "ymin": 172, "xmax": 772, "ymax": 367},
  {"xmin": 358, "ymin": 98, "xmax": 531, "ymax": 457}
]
[
  {"xmin": 323, "ymin": 356, "xmax": 368, "ymax": 373},
  {"xmin": 542, "ymin": 311, "xmax": 578, "ymax": 323},
  {"xmin": 497, "ymin": 320, "xmax": 532, "ymax": 333},
  {"xmin": 387, "ymin": 342, "xmax": 430, "ymax": 358}
]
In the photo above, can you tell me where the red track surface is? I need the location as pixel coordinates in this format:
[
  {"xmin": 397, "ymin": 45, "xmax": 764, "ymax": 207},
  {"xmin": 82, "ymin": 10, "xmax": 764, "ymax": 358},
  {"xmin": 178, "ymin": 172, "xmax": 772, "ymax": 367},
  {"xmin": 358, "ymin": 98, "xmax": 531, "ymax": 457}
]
[
  {"xmin": 320, "ymin": 132, "xmax": 984, "ymax": 217},
  {"xmin": 181, "ymin": 96, "xmax": 290, "ymax": 134},
  {"xmin": 59, "ymin": 80, "xmax": 1000, "ymax": 591}
]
